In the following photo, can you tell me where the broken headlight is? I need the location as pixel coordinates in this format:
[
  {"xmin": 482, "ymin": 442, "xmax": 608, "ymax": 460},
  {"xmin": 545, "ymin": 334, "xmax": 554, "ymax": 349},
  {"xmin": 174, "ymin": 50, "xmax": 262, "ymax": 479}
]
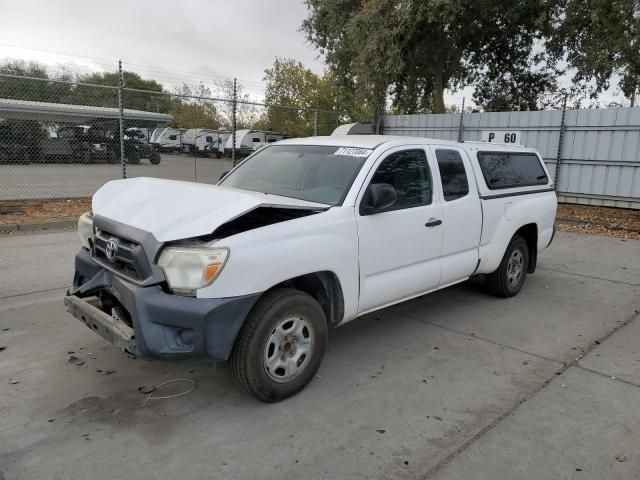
[
  {"xmin": 157, "ymin": 246, "xmax": 229, "ymax": 296},
  {"xmin": 78, "ymin": 212, "xmax": 94, "ymax": 250}
]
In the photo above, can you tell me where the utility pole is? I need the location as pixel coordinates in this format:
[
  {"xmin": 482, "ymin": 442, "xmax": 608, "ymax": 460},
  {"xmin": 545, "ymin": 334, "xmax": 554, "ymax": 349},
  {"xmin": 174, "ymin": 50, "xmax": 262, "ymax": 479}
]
[
  {"xmin": 117, "ymin": 60, "xmax": 126, "ymax": 179},
  {"xmin": 231, "ymin": 78, "xmax": 237, "ymax": 165}
]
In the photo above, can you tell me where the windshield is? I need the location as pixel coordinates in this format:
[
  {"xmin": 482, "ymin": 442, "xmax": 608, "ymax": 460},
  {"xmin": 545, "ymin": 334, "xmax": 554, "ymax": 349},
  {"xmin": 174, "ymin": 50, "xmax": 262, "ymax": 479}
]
[{"xmin": 220, "ymin": 145, "xmax": 372, "ymax": 205}]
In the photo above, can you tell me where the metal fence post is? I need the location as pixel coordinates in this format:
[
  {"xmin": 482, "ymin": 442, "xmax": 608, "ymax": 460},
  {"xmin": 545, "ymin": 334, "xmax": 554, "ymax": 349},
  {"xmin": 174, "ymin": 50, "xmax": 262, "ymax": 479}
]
[
  {"xmin": 457, "ymin": 97, "xmax": 465, "ymax": 143},
  {"xmin": 554, "ymin": 95, "xmax": 568, "ymax": 190},
  {"xmin": 313, "ymin": 109, "xmax": 319, "ymax": 136},
  {"xmin": 231, "ymin": 77, "xmax": 237, "ymax": 165},
  {"xmin": 117, "ymin": 60, "xmax": 126, "ymax": 179}
]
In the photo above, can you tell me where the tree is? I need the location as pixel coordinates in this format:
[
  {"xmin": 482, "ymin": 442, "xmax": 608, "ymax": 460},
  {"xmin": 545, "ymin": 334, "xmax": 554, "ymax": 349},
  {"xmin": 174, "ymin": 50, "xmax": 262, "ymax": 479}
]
[
  {"xmin": 549, "ymin": 0, "xmax": 640, "ymax": 106},
  {"xmin": 170, "ymin": 83, "xmax": 221, "ymax": 128},
  {"xmin": 303, "ymin": 0, "xmax": 560, "ymax": 114},
  {"xmin": 261, "ymin": 58, "xmax": 339, "ymax": 136},
  {"xmin": 80, "ymin": 70, "xmax": 170, "ymax": 112},
  {"xmin": 216, "ymin": 79, "xmax": 264, "ymax": 130}
]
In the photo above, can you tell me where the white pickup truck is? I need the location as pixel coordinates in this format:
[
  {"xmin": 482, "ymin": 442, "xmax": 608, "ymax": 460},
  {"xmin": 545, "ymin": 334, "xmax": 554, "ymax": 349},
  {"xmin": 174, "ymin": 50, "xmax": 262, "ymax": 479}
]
[{"xmin": 65, "ymin": 135, "xmax": 557, "ymax": 401}]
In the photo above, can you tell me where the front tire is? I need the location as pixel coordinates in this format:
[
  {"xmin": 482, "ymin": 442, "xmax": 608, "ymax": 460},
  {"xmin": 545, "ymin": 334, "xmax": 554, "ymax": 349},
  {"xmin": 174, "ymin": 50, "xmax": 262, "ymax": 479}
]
[
  {"xmin": 230, "ymin": 288, "xmax": 327, "ymax": 402},
  {"xmin": 486, "ymin": 236, "xmax": 529, "ymax": 298}
]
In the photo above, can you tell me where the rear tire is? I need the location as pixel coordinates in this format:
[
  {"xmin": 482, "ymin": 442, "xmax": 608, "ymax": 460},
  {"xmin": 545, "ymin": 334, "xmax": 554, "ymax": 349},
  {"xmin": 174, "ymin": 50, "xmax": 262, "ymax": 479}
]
[
  {"xmin": 230, "ymin": 288, "xmax": 327, "ymax": 402},
  {"xmin": 149, "ymin": 151, "xmax": 161, "ymax": 165},
  {"xmin": 486, "ymin": 236, "xmax": 529, "ymax": 298}
]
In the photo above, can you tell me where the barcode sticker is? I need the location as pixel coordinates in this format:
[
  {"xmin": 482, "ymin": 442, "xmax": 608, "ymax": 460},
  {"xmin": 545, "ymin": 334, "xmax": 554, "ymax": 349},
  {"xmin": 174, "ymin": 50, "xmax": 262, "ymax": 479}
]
[{"xmin": 334, "ymin": 147, "xmax": 373, "ymax": 157}]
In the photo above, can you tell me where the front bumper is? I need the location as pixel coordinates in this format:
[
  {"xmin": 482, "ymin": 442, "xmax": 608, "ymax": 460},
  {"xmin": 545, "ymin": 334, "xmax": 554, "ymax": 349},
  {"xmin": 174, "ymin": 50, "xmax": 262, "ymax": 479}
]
[{"xmin": 66, "ymin": 249, "xmax": 260, "ymax": 361}]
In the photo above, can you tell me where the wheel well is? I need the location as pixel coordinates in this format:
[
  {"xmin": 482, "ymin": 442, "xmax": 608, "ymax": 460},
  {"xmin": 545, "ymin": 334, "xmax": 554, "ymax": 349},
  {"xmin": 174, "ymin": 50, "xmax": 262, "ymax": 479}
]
[
  {"xmin": 268, "ymin": 272, "xmax": 344, "ymax": 326},
  {"xmin": 515, "ymin": 223, "xmax": 538, "ymax": 273}
]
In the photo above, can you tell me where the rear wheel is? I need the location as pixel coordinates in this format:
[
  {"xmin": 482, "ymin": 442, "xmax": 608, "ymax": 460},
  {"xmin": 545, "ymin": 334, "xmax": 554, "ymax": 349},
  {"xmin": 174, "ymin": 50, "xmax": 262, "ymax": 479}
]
[
  {"xmin": 149, "ymin": 150, "xmax": 161, "ymax": 165},
  {"xmin": 486, "ymin": 236, "xmax": 529, "ymax": 297},
  {"xmin": 230, "ymin": 288, "xmax": 327, "ymax": 402}
]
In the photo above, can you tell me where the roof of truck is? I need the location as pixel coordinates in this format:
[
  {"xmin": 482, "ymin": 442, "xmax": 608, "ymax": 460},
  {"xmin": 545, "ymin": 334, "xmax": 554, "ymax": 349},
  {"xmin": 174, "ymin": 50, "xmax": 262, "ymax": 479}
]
[{"xmin": 280, "ymin": 135, "xmax": 535, "ymax": 152}]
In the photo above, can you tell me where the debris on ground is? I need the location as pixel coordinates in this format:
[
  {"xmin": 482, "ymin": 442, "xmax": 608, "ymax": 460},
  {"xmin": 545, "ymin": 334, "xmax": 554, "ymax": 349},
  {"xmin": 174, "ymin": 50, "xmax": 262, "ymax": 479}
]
[
  {"xmin": 556, "ymin": 204, "xmax": 640, "ymax": 240},
  {"xmin": 141, "ymin": 379, "xmax": 197, "ymax": 407},
  {"xmin": 0, "ymin": 345, "xmax": 6, "ymax": 352},
  {"xmin": 615, "ymin": 453, "xmax": 626, "ymax": 462},
  {"xmin": 0, "ymin": 198, "xmax": 91, "ymax": 226},
  {"xmin": 138, "ymin": 385, "xmax": 155, "ymax": 394},
  {"xmin": 9, "ymin": 379, "xmax": 19, "ymax": 385},
  {"xmin": 376, "ymin": 429, "xmax": 386, "ymax": 434},
  {"xmin": 67, "ymin": 355, "xmax": 85, "ymax": 366}
]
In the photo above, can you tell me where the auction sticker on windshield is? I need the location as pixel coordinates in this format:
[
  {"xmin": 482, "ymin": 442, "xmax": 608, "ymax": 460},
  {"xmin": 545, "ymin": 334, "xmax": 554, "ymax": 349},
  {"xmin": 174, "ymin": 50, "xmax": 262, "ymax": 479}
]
[{"xmin": 334, "ymin": 147, "xmax": 373, "ymax": 157}]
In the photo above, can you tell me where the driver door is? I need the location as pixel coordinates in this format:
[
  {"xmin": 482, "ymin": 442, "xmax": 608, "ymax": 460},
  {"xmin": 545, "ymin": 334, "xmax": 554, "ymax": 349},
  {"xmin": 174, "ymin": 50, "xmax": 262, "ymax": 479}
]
[{"xmin": 356, "ymin": 147, "xmax": 444, "ymax": 314}]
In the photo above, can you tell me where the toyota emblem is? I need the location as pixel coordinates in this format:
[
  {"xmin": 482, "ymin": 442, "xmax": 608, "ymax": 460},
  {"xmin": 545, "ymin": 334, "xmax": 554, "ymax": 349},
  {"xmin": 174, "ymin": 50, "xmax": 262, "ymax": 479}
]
[{"xmin": 105, "ymin": 239, "xmax": 118, "ymax": 261}]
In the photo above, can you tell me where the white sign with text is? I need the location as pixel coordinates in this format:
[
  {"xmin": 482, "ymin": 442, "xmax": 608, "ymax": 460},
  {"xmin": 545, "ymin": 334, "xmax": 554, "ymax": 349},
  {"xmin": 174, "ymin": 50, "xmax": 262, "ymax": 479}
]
[{"xmin": 480, "ymin": 130, "xmax": 522, "ymax": 145}]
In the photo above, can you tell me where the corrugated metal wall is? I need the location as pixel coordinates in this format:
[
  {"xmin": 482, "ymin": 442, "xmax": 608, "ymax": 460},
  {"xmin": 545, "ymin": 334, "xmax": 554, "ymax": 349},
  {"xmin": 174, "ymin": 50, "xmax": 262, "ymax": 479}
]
[{"xmin": 384, "ymin": 108, "xmax": 640, "ymax": 209}]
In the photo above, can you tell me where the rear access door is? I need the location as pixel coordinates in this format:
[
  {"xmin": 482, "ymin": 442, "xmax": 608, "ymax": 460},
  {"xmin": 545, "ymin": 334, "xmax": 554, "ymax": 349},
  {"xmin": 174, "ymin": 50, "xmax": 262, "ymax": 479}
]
[{"xmin": 428, "ymin": 145, "xmax": 482, "ymax": 285}]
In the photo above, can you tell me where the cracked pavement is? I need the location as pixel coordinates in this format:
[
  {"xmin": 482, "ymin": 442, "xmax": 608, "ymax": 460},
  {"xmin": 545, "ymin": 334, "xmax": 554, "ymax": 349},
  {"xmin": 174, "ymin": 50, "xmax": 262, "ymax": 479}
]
[{"xmin": 1, "ymin": 230, "xmax": 639, "ymax": 479}]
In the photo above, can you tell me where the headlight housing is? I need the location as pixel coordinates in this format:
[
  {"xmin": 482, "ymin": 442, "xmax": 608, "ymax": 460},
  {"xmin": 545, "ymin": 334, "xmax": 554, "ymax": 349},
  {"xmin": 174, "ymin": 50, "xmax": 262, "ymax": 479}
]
[
  {"xmin": 157, "ymin": 246, "xmax": 229, "ymax": 296},
  {"xmin": 78, "ymin": 212, "xmax": 94, "ymax": 250}
]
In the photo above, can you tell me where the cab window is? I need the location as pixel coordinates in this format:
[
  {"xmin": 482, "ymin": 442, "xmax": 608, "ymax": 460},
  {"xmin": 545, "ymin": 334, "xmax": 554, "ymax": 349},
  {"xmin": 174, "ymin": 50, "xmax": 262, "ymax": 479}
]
[
  {"xmin": 435, "ymin": 149, "xmax": 469, "ymax": 201},
  {"xmin": 364, "ymin": 149, "xmax": 432, "ymax": 212}
]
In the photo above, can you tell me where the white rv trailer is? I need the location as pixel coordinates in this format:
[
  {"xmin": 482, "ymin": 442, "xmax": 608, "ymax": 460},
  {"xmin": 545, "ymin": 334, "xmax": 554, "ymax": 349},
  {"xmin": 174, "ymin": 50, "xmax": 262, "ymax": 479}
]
[
  {"xmin": 223, "ymin": 130, "xmax": 286, "ymax": 157},
  {"xmin": 182, "ymin": 128, "xmax": 230, "ymax": 155},
  {"xmin": 150, "ymin": 127, "xmax": 185, "ymax": 152}
]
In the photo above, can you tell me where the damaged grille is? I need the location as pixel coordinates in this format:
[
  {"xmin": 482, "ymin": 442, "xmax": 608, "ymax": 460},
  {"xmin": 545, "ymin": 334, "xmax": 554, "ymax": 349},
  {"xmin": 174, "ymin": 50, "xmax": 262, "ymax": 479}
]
[{"xmin": 93, "ymin": 230, "xmax": 149, "ymax": 281}]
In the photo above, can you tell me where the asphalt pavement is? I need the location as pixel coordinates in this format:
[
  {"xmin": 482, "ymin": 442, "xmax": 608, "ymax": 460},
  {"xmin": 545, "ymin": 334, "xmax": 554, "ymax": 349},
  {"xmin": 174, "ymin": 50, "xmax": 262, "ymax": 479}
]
[{"xmin": 0, "ymin": 230, "xmax": 639, "ymax": 479}]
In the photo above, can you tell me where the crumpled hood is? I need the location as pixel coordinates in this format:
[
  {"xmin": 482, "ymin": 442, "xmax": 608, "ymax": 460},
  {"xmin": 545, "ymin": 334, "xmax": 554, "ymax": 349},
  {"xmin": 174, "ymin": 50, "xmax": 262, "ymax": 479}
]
[{"xmin": 92, "ymin": 177, "xmax": 327, "ymax": 242}]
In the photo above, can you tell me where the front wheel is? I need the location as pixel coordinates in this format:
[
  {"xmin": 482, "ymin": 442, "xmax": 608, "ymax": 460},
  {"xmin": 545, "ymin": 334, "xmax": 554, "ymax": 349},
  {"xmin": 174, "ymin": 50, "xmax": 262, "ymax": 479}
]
[
  {"xmin": 230, "ymin": 288, "xmax": 327, "ymax": 402},
  {"xmin": 486, "ymin": 236, "xmax": 529, "ymax": 298}
]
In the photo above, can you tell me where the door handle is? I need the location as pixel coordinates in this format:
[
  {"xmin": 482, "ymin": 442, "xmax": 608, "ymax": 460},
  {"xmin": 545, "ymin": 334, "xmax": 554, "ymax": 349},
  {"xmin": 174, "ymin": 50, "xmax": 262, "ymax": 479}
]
[{"xmin": 425, "ymin": 218, "xmax": 443, "ymax": 227}]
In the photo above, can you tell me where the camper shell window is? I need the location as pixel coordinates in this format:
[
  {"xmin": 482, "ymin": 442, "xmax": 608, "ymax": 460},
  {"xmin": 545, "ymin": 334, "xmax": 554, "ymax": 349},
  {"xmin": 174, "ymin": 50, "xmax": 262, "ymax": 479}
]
[
  {"xmin": 169, "ymin": 134, "xmax": 177, "ymax": 140},
  {"xmin": 252, "ymin": 137, "xmax": 261, "ymax": 143},
  {"xmin": 205, "ymin": 136, "xmax": 213, "ymax": 142},
  {"xmin": 477, "ymin": 152, "xmax": 548, "ymax": 190}
]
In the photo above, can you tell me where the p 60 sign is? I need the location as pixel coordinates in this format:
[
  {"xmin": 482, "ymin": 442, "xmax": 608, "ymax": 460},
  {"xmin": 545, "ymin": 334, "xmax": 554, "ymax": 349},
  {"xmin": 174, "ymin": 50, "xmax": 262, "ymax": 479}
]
[{"xmin": 481, "ymin": 130, "xmax": 521, "ymax": 144}]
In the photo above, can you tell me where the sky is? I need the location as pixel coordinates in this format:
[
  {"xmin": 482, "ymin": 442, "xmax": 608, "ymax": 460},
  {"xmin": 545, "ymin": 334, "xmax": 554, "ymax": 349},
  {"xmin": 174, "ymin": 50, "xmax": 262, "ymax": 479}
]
[
  {"xmin": 0, "ymin": 0, "xmax": 330, "ymax": 100},
  {"xmin": 0, "ymin": 0, "xmax": 628, "ymax": 108}
]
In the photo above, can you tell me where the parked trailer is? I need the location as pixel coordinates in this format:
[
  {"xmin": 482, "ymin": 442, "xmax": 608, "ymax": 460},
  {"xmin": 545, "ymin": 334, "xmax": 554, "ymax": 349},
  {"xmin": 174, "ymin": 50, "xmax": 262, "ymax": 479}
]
[
  {"xmin": 182, "ymin": 129, "xmax": 230, "ymax": 156},
  {"xmin": 150, "ymin": 127, "xmax": 185, "ymax": 152},
  {"xmin": 224, "ymin": 130, "xmax": 287, "ymax": 157}
]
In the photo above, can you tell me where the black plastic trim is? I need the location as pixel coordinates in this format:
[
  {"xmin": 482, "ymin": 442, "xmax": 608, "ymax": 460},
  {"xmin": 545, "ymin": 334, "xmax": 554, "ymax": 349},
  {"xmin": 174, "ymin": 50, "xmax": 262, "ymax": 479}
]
[
  {"xmin": 92, "ymin": 215, "xmax": 166, "ymax": 286},
  {"xmin": 480, "ymin": 187, "xmax": 555, "ymax": 200},
  {"xmin": 68, "ymin": 249, "xmax": 261, "ymax": 361}
]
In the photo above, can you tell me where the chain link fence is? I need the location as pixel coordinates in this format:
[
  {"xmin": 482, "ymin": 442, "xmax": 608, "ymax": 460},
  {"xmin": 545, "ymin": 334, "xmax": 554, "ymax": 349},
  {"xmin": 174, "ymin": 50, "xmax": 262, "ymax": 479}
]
[{"xmin": 0, "ymin": 64, "xmax": 339, "ymax": 201}]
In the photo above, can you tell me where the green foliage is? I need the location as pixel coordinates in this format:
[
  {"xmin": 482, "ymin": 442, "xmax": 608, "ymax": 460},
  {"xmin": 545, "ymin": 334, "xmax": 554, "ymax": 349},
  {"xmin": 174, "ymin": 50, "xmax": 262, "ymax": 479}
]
[
  {"xmin": 260, "ymin": 58, "xmax": 339, "ymax": 136},
  {"xmin": 303, "ymin": 0, "xmax": 560, "ymax": 114},
  {"xmin": 549, "ymin": 0, "xmax": 640, "ymax": 103},
  {"xmin": 170, "ymin": 83, "xmax": 221, "ymax": 129}
]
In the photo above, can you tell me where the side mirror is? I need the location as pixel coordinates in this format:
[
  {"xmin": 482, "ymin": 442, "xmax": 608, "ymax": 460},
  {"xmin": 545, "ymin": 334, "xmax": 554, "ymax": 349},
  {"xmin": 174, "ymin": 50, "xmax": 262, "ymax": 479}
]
[
  {"xmin": 360, "ymin": 183, "xmax": 397, "ymax": 215},
  {"xmin": 219, "ymin": 170, "xmax": 230, "ymax": 181}
]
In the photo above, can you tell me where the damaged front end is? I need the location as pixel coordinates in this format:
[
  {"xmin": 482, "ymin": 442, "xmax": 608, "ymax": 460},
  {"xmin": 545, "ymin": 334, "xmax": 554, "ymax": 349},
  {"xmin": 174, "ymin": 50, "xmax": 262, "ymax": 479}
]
[{"xmin": 65, "ymin": 215, "xmax": 261, "ymax": 361}]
